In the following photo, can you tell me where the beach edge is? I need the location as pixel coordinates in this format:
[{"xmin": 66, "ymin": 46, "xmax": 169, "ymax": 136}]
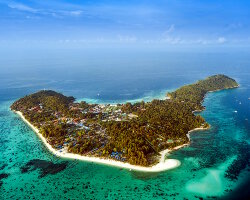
[{"xmin": 15, "ymin": 111, "xmax": 182, "ymax": 172}]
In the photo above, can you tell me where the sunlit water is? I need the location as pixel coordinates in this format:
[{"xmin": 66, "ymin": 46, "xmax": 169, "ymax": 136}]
[{"xmin": 0, "ymin": 50, "xmax": 249, "ymax": 199}]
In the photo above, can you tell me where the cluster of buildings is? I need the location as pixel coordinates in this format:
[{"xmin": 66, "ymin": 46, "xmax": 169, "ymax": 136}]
[
  {"xmin": 27, "ymin": 101, "xmax": 140, "ymax": 160},
  {"xmin": 110, "ymin": 152, "xmax": 126, "ymax": 162}
]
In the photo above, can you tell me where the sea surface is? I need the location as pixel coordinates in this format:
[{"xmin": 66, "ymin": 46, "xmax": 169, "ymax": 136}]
[{"xmin": 0, "ymin": 49, "xmax": 249, "ymax": 199}]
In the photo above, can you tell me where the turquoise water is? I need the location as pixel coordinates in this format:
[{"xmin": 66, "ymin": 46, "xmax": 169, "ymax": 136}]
[{"xmin": 0, "ymin": 51, "xmax": 249, "ymax": 199}]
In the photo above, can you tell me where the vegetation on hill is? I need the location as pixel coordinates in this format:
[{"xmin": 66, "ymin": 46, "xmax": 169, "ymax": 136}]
[
  {"xmin": 168, "ymin": 74, "xmax": 238, "ymax": 111},
  {"xmin": 11, "ymin": 90, "xmax": 75, "ymax": 113},
  {"xmin": 11, "ymin": 75, "xmax": 238, "ymax": 166}
]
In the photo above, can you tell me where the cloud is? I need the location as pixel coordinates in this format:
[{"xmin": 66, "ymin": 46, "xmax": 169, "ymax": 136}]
[
  {"xmin": 160, "ymin": 25, "xmax": 179, "ymax": 44},
  {"xmin": 68, "ymin": 10, "xmax": 83, "ymax": 16},
  {"xmin": 217, "ymin": 37, "xmax": 227, "ymax": 44},
  {"xmin": 58, "ymin": 10, "xmax": 83, "ymax": 17},
  {"xmin": 160, "ymin": 36, "xmax": 182, "ymax": 44},
  {"xmin": 8, "ymin": 3, "xmax": 37, "ymax": 13},
  {"xmin": 56, "ymin": 36, "xmax": 138, "ymax": 45},
  {"xmin": 117, "ymin": 35, "xmax": 137, "ymax": 43},
  {"xmin": 162, "ymin": 24, "xmax": 175, "ymax": 37},
  {"xmin": 143, "ymin": 36, "xmax": 230, "ymax": 46},
  {"xmin": 6, "ymin": 1, "xmax": 158, "ymax": 20},
  {"xmin": 7, "ymin": 2, "xmax": 83, "ymax": 17}
]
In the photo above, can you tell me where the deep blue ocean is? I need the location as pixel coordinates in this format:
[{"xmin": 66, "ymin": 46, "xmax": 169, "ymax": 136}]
[{"xmin": 0, "ymin": 49, "xmax": 249, "ymax": 199}]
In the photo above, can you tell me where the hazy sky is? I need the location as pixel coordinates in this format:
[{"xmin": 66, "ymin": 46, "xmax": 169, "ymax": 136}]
[{"xmin": 1, "ymin": 0, "xmax": 250, "ymax": 49}]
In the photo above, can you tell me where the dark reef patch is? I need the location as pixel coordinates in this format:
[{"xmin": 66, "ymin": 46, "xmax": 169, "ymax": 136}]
[
  {"xmin": 225, "ymin": 142, "xmax": 250, "ymax": 181},
  {"xmin": 0, "ymin": 173, "xmax": 9, "ymax": 180},
  {"xmin": 21, "ymin": 159, "xmax": 68, "ymax": 178},
  {"xmin": 0, "ymin": 163, "xmax": 8, "ymax": 170},
  {"xmin": 221, "ymin": 170, "xmax": 250, "ymax": 200},
  {"xmin": 0, "ymin": 173, "xmax": 9, "ymax": 187}
]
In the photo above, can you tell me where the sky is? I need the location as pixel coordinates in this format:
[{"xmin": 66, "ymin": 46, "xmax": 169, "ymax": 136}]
[{"xmin": 0, "ymin": 0, "xmax": 250, "ymax": 49}]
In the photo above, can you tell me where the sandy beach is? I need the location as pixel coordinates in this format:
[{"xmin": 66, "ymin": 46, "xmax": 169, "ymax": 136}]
[{"xmin": 15, "ymin": 111, "xmax": 183, "ymax": 172}]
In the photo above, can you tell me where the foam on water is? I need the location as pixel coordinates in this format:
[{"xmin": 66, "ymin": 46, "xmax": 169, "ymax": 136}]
[{"xmin": 77, "ymin": 89, "xmax": 171, "ymax": 104}]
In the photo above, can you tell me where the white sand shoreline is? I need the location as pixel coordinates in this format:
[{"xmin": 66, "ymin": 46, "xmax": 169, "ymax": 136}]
[{"xmin": 15, "ymin": 111, "xmax": 183, "ymax": 172}]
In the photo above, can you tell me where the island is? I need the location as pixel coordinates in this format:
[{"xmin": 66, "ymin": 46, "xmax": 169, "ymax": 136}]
[{"xmin": 11, "ymin": 74, "xmax": 239, "ymax": 172}]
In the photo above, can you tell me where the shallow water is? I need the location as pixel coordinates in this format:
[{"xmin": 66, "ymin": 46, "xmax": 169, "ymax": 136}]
[{"xmin": 0, "ymin": 50, "xmax": 249, "ymax": 199}]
